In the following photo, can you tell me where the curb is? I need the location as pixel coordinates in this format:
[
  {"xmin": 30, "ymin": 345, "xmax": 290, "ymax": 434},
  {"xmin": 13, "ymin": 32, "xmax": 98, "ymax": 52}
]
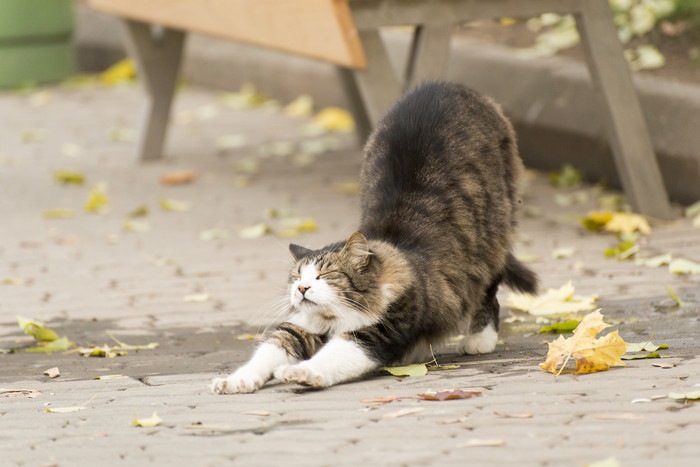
[{"xmin": 74, "ymin": 5, "xmax": 700, "ymax": 203}]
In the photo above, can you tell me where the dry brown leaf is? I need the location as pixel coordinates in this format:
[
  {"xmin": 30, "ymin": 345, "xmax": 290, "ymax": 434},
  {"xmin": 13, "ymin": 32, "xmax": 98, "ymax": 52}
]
[
  {"xmin": 160, "ymin": 170, "xmax": 197, "ymax": 185},
  {"xmin": 417, "ymin": 389, "xmax": 482, "ymax": 401},
  {"xmin": 0, "ymin": 388, "xmax": 42, "ymax": 398},
  {"xmin": 493, "ymin": 411, "xmax": 533, "ymax": 419},
  {"xmin": 43, "ymin": 367, "xmax": 61, "ymax": 379},
  {"xmin": 540, "ymin": 310, "xmax": 626, "ymax": 375},
  {"xmin": 651, "ymin": 362, "xmax": 675, "ymax": 369}
]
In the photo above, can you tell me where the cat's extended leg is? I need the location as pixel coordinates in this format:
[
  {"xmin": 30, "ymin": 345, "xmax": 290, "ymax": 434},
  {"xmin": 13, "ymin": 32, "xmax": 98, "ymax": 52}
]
[
  {"xmin": 211, "ymin": 323, "xmax": 325, "ymax": 394},
  {"xmin": 274, "ymin": 337, "xmax": 378, "ymax": 388},
  {"xmin": 459, "ymin": 280, "xmax": 500, "ymax": 355}
]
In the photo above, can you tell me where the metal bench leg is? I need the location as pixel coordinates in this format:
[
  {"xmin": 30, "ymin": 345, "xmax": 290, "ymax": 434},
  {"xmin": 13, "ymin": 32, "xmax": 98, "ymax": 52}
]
[
  {"xmin": 337, "ymin": 67, "xmax": 373, "ymax": 144},
  {"xmin": 349, "ymin": 29, "xmax": 402, "ymax": 126},
  {"xmin": 575, "ymin": 0, "xmax": 673, "ymax": 219},
  {"xmin": 121, "ymin": 20, "xmax": 185, "ymax": 161},
  {"xmin": 405, "ymin": 24, "xmax": 453, "ymax": 89}
]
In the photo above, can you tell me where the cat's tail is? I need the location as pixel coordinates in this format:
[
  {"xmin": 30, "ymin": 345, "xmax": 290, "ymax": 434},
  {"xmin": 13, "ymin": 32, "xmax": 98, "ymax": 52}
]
[{"xmin": 503, "ymin": 253, "xmax": 538, "ymax": 294}]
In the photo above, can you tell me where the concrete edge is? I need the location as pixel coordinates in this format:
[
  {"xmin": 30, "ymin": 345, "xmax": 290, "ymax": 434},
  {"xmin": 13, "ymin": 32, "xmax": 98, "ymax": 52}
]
[{"xmin": 73, "ymin": 5, "xmax": 700, "ymax": 203}]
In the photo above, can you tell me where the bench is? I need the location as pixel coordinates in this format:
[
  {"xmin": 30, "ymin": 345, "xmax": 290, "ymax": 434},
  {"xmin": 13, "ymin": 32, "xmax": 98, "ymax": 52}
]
[{"xmin": 87, "ymin": 0, "xmax": 673, "ymax": 220}]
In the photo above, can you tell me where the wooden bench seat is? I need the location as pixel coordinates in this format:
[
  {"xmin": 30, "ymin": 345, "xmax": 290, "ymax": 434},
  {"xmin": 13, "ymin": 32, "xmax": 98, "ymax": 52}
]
[{"xmin": 87, "ymin": 0, "xmax": 673, "ymax": 219}]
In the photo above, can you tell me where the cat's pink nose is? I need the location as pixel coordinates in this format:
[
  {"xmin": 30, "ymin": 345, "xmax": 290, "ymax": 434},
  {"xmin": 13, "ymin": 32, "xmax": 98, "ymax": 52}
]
[{"xmin": 298, "ymin": 285, "xmax": 310, "ymax": 295}]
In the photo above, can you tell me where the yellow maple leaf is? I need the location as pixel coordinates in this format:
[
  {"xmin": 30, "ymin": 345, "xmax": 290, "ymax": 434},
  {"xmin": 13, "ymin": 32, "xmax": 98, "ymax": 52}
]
[
  {"xmin": 604, "ymin": 212, "xmax": 651, "ymax": 235},
  {"xmin": 99, "ymin": 59, "xmax": 137, "ymax": 85},
  {"xmin": 540, "ymin": 310, "xmax": 626, "ymax": 375}
]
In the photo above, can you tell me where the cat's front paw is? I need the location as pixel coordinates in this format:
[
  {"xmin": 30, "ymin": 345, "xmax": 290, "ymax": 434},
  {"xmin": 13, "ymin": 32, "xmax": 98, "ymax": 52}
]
[
  {"xmin": 274, "ymin": 364, "xmax": 328, "ymax": 388},
  {"xmin": 211, "ymin": 370, "xmax": 265, "ymax": 394}
]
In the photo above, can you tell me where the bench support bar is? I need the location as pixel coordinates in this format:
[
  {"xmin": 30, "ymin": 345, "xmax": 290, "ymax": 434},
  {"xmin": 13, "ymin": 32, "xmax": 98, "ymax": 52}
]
[{"xmin": 122, "ymin": 20, "xmax": 185, "ymax": 161}]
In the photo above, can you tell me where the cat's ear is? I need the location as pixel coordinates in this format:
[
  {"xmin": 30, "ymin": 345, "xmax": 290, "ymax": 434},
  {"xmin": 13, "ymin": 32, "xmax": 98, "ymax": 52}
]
[
  {"xmin": 289, "ymin": 243, "xmax": 312, "ymax": 261},
  {"xmin": 343, "ymin": 231, "xmax": 372, "ymax": 267}
]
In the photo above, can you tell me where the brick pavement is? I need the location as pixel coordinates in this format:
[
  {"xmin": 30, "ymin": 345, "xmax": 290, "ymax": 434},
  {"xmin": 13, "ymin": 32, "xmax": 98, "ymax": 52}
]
[{"xmin": 1, "ymin": 84, "xmax": 699, "ymax": 466}]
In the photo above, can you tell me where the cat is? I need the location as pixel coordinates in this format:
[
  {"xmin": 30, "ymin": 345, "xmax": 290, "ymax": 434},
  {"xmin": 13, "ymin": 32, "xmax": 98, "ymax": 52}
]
[{"xmin": 211, "ymin": 81, "xmax": 537, "ymax": 394}]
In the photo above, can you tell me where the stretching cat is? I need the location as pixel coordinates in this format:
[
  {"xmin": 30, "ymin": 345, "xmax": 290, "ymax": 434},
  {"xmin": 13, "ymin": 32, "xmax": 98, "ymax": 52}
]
[{"xmin": 212, "ymin": 81, "xmax": 537, "ymax": 394}]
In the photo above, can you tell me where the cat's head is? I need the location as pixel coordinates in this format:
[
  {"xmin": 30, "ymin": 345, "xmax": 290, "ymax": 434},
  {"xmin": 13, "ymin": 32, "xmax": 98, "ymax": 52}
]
[{"xmin": 287, "ymin": 231, "xmax": 378, "ymax": 333}]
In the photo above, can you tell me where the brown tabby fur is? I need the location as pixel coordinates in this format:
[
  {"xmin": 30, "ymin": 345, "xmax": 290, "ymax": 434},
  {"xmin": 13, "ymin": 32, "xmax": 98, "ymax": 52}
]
[{"xmin": 258, "ymin": 81, "xmax": 536, "ymax": 379}]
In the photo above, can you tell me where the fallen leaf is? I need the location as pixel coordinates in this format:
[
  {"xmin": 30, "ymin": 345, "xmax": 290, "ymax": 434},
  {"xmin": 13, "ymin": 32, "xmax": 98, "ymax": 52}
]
[
  {"xmin": 669, "ymin": 258, "xmax": 700, "ymax": 275},
  {"xmin": 309, "ymin": 107, "xmax": 355, "ymax": 133},
  {"xmin": 605, "ymin": 212, "xmax": 651, "ymax": 235},
  {"xmin": 458, "ymin": 438, "xmax": 506, "ymax": 448},
  {"xmin": 54, "ymin": 170, "xmax": 85, "ymax": 185},
  {"xmin": 184, "ymin": 293, "xmax": 209, "ymax": 303},
  {"xmin": 554, "ymin": 190, "xmax": 588, "ymax": 207},
  {"xmin": 17, "ymin": 315, "xmax": 59, "ymax": 341},
  {"xmin": 383, "ymin": 364, "xmax": 428, "ymax": 377},
  {"xmin": 45, "ymin": 406, "xmax": 86, "ymax": 413},
  {"xmin": 515, "ymin": 253, "xmax": 541, "ymax": 263},
  {"xmin": 625, "ymin": 342, "xmax": 668, "ymax": 352},
  {"xmin": 21, "ymin": 128, "xmax": 46, "ymax": 143},
  {"xmin": 284, "ymin": 94, "xmax": 314, "ymax": 117},
  {"xmin": 25, "ymin": 337, "xmax": 72, "ymax": 353},
  {"xmin": 123, "ymin": 220, "xmax": 150, "ymax": 233},
  {"xmin": 580, "ymin": 211, "xmax": 614, "ymax": 232},
  {"xmin": 686, "ymin": 200, "xmax": 700, "ymax": 218},
  {"xmin": 106, "ymin": 332, "xmax": 159, "ymax": 351},
  {"xmin": 506, "ymin": 281, "xmax": 597, "ymax": 316},
  {"xmin": 551, "ymin": 247, "xmax": 576, "ymax": 259},
  {"xmin": 44, "ymin": 208, "xmax": 75, "ymax": 219},
  {"xmin": 2, "ymin": 277, "xmax": 25, "ymax": 285},
  {"xmin": 200, "ymin": 228, "xmax": 229, "ymax": 241},
  {"xmin": 427, "ymin": 363, "xmax": 461, "ymax": 371},
  {"xmin": 129, "ymin": 205, "xmax": 149, "ymax": 217},
  {"xmin": 159, "ymin": 198, "xmax": 190, "ymax": 212},
  {"xmin": 0, "ymin": 388, "xmax": 42, "ymax": 398},
  {"xmin": 132, "ymin": 412, "xmax": 162, "ymax": 427},
  {"xmin": 84, "ymin": 183, "xmax": 110, "ymax": 213},
  {"xmin": 219, "ymin": 83, "xmax": 268, "ymax": 109},
  {"xmin": 604, "ymin": 238, "xmax": 638, "ymax": 260},
  {"xmin": 668, "ymin": 391, "xmax": 700, "ymax": 401},
  {"xmin": 621, "ymin": 352, "xmax": 660, "ymax": 360},
  {"xmin": 160, "ymin": 170, "xmax": 197, "ymax": 185},
  {"xmin": 94, "ymin": 374, "xmax": 128, "ymax": 380},
  {"xmin": 239, "ymin": 223, "xmax": 271, "ymax": 239},
  {"xmin": 417, "ymin": 389, "xmax": 482, "ymax": 401},
  {"xmin": 381, "ymin": 407, "xmax": 424, "ymax": 419},
  {"xmin": 539, "ymin": 310, "xmax": 626, "ymax": 375},
  {"xmin": 493, "ymin": 411, "xmax": 533, "ymax": 419},
  {"xmin": 360, "ymin": 395, "xmax": 407, "ymax": 406},
  {"xmin": 99, "ymin": 58, "xmax": 136, "ymax": 85},
  {"xmin": 234, "ymin": 333, "xmax": 260, "ymax": 341},
  {"xmin": 77, "ymin": 345, "xmax": 127, "ymax": 358},
  {"xmin": 234, "ymin": 157, "xmax": 261, "ymax": 173},
  {"xmin": 625, "ymin": 44, "xmax": 665, "ymax": 71},
  {"xmin": 549, "ymin": 164, "xmax": 581, "ymax": 187},
  {"xmin": 635, "ymin": 253, "xmax": 673, "ymax": 268},
  {"xmin": 240, "ymin": 410, "xmax": 271, "ymax": 416},
  {"xmin": 538, "ymin": 319, "xmax": 580, "ymax": 334},
  {"xmin": 651, "ymin": 362, "xmax": 675, "ymax": 369},
  {"xmin": 43, "ymin": 367, "xmax": 61, "ymax": 379}
]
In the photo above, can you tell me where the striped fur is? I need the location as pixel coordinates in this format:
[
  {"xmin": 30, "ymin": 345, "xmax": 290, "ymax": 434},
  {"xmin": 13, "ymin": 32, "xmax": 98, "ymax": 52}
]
[{"xmin": 212, "ymin": 81, "xmax": 537, "ymax": 394}]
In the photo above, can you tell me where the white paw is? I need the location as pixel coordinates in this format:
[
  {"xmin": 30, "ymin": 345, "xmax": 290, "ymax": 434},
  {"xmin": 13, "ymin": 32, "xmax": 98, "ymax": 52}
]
[
  {"xmin": 460, "ymin": 325, "xmax": 498, "ymax": 355},
  {"xmin": 211, "ymin": 370, "xmax": 264, "ymax": 394},
  {"xmin": 274, "ymin": 364, "xmax": 328, "ymax": 388}
]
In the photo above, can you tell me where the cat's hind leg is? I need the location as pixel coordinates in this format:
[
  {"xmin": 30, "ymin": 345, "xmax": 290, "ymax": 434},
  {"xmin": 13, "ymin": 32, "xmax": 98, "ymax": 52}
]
[
  {"xmin": 274, "ymin": 337, "xmax": 378, "ymax": 388},
  {"xmin": 458, "ymin": 280, "xmax": 500, "ymax": 355},
  {"xmin": 211, "ymin": 323, "xmax": 325, "ymax": 394}
]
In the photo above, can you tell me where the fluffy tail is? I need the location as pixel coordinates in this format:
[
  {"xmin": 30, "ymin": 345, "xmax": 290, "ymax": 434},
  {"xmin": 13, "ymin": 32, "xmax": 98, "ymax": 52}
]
[{"xmin": 503, "ymin": 253, "xmax": 538, "ymax": 294}]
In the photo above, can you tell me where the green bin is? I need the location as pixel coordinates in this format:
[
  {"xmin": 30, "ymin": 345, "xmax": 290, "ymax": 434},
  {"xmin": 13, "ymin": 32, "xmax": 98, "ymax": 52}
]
[{"xmin": 0, "ymin": 0, "xmax": 73, "ymax": 88}]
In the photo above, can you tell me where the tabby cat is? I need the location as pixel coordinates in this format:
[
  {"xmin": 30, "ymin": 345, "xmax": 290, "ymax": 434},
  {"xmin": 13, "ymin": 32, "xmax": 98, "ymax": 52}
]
[{"xmin": 212, "ymin": 81, "xmax": 537, "ymax": 394}]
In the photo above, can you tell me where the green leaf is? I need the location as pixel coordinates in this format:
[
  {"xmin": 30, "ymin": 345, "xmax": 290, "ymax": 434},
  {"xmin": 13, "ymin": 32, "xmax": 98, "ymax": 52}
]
[
  {"xmin": 25, "ymin": 336, "xmax": 72, "ymax": 353},
  {"xmin": 549, "ymin": 164, "xmax": 582, "ymax": 188},
  {"xmin": 16, "ymin": 315, "xmax": 58, "ymax": 341},
  {"xmin": 132, "ymin": 411, "xmax": 162, "ymax": 427},
  {"xmin": 159, "ymin": 198, "xmax": 190, "ymax": 212},
  {"xmin": 669, "ymin": 258, "xmax": 700, "ymax": 275},
  {"xmin": 54, "ymin": 170, "xmax": 85, "ymax": 185},
  {"xmin": 44, "ymin": 208, "xmax": 75, "ymax": 219},
  {"xmin": 383, "ymin": 364, "xmax": 428, "ymax": 377},
  {"xmin": 668, "ymin": 391, "xmax": 700, "ymax": 401},
  {"xmin": 626, "ymin": 341, "xmax": 668, "ymax": 352},
  {"xmin": 666, "ymin": 285, "xmax": 683, "ymax": 307},
  {"xmin": 84, "ymin": 183, "xmax": 109, "ymax": 213},
  {"xmin": 128, "ymin": 205, "xmax": 149, "ymax": 217},
  {"xmin": 621, "ymin": 352, "xmax": 660, "ymax": 360},
  {"xmin": 538, "ymin": 319, "xmax": 580, "ymax": 334}
]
